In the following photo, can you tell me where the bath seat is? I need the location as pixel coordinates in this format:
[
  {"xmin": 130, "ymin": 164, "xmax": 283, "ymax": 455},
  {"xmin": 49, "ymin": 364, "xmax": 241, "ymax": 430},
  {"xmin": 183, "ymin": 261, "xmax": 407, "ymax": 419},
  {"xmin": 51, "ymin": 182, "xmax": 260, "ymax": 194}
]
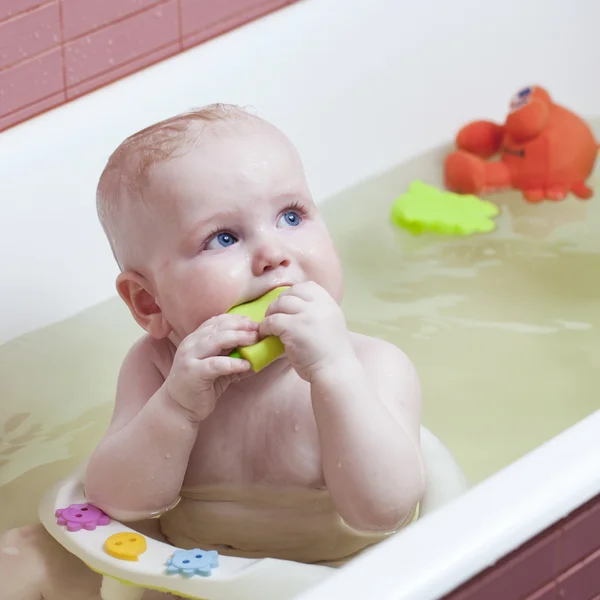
[{"xmin": 39, "ymin": 426, "xmax": 467, "ymax": 600}]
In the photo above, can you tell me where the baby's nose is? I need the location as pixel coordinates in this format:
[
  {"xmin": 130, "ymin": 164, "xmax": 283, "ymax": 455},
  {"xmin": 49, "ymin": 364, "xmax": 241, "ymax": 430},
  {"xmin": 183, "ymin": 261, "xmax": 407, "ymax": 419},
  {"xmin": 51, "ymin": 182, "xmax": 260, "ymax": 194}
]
[{"xmin": 251, "ymin": 239, "xmax": 291, "ymax": 275}]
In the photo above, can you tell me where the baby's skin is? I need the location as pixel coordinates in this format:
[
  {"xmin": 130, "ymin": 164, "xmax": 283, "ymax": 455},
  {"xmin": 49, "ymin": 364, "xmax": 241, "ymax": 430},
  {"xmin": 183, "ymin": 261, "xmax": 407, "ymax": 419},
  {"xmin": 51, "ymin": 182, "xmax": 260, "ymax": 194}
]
[{"xmin": 0, "ymin": 109, "xmax": 425, "ymax": 599}]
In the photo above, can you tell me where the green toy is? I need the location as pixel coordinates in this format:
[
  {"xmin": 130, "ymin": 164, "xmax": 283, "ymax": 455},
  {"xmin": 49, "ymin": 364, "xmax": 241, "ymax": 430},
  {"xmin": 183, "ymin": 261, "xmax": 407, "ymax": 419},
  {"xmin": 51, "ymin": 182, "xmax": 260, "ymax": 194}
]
[
  {"xmin": 390, "ymin": 180, "xmax": 500, "ymax": 235},
  {"xmin": 227, "ymin": 286, "xmax": 289, "ymax": 372}
]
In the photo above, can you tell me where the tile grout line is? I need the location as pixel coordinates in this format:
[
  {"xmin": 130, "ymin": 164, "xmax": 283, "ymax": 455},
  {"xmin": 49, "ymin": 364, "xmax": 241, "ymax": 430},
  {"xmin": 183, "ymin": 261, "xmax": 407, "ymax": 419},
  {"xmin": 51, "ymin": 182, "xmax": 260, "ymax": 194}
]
[
  {"xmin": 62, "ymin": 0, "xmax": 169, "ymax": 46},
  {"xmin": 0, "ymin": 90, "xmax": 63, "ymax": 122},
  {"xmin": 0, "ymin": 0, "xmax": 62, "ymax": 74},
  {"xmin": 0, "ymin": 0, "xmax": 174, "ymax": 80},
  {"xmin": 0, "ymin": 0, "xmax": 55, "ymax": 27},
  {"xmin": 0, "ymin": 48, "xmax": 61, "ymax": 75},
  {"xmin": 0, "ymin": 45, "xmax": 62, "ymax": 76}
]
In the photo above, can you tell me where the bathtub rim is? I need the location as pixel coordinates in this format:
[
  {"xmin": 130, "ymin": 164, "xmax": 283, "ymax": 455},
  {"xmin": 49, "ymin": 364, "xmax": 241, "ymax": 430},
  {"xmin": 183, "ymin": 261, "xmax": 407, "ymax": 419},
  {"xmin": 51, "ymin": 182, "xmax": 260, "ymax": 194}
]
[{"xmin": 293, "ymin": 408, "xmax": 600, "ymax": 600}]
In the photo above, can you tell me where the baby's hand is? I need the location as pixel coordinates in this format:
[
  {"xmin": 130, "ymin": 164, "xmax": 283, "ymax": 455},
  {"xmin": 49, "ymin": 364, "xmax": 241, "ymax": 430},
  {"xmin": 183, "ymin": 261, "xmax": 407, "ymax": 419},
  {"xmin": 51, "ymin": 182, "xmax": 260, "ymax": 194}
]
[
  {"xmin": 260, "ymin": 282, "xmax": 351, "ymax": 382},
  {"xmin": 166, "ymin": 314, "xmax": 259, "ymax": 421}
]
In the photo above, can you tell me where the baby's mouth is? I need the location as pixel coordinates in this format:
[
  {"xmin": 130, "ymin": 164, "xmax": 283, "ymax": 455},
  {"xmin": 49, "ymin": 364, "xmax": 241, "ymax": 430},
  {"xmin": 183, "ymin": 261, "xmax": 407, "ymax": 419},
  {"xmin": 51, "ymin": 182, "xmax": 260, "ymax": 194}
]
[
  {"xmin": 236, "ymin": 284, "xmax": 292, "ymax": 309},
  {"xmin": 254, "ymin": 282, "xmax": 294, "ymax": 302}
]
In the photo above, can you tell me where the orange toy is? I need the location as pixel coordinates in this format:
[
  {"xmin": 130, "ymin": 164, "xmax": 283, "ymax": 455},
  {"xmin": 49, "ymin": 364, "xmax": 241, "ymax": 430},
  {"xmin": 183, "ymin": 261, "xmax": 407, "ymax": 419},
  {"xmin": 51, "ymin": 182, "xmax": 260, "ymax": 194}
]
[{"xmin": 444, "ymin": 86, "xmax": 598, "ymax": 203}]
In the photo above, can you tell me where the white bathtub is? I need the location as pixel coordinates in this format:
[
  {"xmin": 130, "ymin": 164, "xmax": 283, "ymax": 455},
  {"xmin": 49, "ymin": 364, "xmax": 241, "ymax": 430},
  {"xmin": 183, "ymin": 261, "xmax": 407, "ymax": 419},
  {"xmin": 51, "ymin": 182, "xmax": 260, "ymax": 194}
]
[{"xmin": 1, "ymin": 0, "xmax": 600, "ymax": 598}]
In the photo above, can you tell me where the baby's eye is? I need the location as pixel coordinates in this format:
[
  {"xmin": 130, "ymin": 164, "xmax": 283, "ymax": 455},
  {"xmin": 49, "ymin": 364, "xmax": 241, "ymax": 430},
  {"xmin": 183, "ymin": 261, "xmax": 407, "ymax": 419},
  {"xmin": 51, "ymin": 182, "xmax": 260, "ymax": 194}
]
[
  {"xmin": 206, "ymin": 231, "xmax": 238, "ymax": 250},
  {"xmin": 278, "ymin": 210, "xmax": 301, "ymax": 228}
]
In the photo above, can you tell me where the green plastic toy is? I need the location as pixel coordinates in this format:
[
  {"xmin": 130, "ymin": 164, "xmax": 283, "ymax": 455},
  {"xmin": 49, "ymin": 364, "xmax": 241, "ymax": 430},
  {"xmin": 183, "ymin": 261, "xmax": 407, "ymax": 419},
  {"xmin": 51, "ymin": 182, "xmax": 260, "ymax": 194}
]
[
  {"xmin": 227, "ymin": 286, "xmax": 289, "ymax": 372},
  {"xmin": 390, "ymin": 180, "xmax": 500, "ymax": 235}
]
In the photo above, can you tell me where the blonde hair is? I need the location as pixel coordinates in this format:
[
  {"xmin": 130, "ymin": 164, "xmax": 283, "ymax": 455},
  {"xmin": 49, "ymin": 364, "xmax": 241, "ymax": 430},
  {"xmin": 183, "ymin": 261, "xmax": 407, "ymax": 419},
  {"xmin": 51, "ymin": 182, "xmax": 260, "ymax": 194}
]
[{"xmin": 96, "ymin": 103, "xmax": 253, "ymax": 269}]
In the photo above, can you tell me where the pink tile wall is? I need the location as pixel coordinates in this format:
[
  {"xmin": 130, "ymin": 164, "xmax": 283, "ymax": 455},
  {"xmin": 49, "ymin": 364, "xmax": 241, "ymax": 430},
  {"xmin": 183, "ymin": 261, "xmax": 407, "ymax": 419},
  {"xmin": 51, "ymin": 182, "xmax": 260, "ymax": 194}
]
[{"xmin": 0, "ymin": 0, "xmax": 300, "ymax": 132}]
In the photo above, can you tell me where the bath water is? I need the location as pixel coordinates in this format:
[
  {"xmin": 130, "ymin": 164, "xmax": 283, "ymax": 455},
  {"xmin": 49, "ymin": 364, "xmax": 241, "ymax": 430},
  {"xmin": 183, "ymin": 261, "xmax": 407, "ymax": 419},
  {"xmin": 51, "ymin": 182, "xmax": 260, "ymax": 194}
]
[
  {"xmin": 321, "ymin": 140, "xmax": 600, "ymax": 487},
  {"xmin": 1, "ymin": 130, "xmax": 599, "ymax": 533}
]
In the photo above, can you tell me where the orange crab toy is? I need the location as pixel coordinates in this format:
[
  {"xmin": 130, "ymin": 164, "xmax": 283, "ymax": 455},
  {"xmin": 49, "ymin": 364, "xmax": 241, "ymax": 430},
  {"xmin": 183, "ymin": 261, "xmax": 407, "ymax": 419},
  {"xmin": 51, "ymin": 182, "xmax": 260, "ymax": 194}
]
[{"xmin": 444, "ymin": 86, "xmax": 598, "ymax": 203}]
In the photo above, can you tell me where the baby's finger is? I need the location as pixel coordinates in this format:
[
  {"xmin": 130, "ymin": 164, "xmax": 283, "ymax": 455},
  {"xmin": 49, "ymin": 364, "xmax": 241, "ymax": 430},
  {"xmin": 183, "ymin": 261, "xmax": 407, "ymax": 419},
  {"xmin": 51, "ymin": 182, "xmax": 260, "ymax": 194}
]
[
  {"xmin": 227, "ymin": 369, "xmax": 256, "ymax": 384},
  {"xmin": 196, "ymin": 328, "xmax": 260, "ymax": 358},
  {"xmin": 199, "ymin": 356, "xmax": 252, "ymax": 381},
  {"xmin": 259, "ymin": 313, "xmax": 290, "ymax": 338},
  {"xmin": 265, "ymin": 294, "xmax": 306, "ymax": 317},
  {"xmin": 201, "ymin": 313, "xmax": 259, "ymax": 332},
  {"xmin": 287, "ymin": 281, "xmax": 323, "ymax": 302}
]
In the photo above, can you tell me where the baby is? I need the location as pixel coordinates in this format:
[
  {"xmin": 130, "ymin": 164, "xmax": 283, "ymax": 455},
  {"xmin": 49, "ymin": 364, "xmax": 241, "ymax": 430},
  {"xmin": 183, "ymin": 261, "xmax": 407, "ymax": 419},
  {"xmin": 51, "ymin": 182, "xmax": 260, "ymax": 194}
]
[{"xmin": 0, "ymin": 104, "xmax": 425, "ymax": 599}]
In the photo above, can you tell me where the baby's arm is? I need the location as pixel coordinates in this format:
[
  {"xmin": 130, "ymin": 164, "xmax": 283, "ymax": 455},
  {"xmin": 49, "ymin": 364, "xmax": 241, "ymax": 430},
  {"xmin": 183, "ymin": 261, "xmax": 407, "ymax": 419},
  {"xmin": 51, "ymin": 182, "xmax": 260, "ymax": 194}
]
[
  {"xmin": 261, "ymin": 282, "xmax": 425, "ymax": 532},
  {"xmin": 86, "ymin": 313, "xmax": 259, "ymax": 520},
  {"xmin": 85, "ymin": 336, "xmax": 199, "ymax": 520},
  {"xmin": 310, "ymin": 340, "xmax": 425, "ymax": 532}
]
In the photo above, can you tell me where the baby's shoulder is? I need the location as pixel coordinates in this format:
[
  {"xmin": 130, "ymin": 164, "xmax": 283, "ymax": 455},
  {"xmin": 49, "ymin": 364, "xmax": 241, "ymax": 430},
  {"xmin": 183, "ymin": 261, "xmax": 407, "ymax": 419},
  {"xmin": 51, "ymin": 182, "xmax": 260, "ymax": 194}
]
[
  {"xmin": 349, "ymin": 332, "xmax": 419, "ymax": 388},
  {"xmin": 348, "ymin": 332, "xmax": 421, "ymax": 425},
  {"xmin": 349, "ymin": 332, "xmax": 412, "ymax": 366},
  {"xmin": 123, "ymin": 334, "xmax": 174, "ymax": 380}
]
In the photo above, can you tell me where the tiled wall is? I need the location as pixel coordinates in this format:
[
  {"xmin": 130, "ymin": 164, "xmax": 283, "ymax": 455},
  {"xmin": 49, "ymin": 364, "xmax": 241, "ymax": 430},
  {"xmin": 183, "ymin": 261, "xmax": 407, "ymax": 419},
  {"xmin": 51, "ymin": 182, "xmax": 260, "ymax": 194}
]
[
  {"xmin": 0, "ymin": 0, "xmax": 299, "ymax": 131},
  {"xmin": 444, "ymin": 493, "xmax": 600, "ymax": 600}
]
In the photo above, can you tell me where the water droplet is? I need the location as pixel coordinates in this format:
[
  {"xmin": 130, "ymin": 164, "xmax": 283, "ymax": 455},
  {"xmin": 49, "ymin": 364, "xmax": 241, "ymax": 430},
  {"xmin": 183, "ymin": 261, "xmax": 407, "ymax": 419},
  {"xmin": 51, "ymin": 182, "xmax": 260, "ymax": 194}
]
[
  {"xmin": 108, "ymin": 39, "xmax": 113, "ymax": 46},
  {"xmin": 85, "ymin": 36, "xmax": 92, "ymax": 45},
  {"xmin": 154, "ymin": 9, "xmax": 163, "ymax": 17},
  {"xmin": 336, "ymin": 462, "xmax": 342, "ymax": 468},
  {"xmin": 34, "ymin": 32, "xmax": 40, "ymax": 39},
  {"xmin": 108, "ymin": 57, "xmax": 115, "ymax": 65},
  {"xmin": 165, "ymin": 453, "xmax": 171, "ymax": 459},
  {"xmin": 53, "ymin": 34, "xmax": 59, "ymax": 42},
  {"xmin": 293, "ymin": 424, "xmax": 300, "ymax": 432}
]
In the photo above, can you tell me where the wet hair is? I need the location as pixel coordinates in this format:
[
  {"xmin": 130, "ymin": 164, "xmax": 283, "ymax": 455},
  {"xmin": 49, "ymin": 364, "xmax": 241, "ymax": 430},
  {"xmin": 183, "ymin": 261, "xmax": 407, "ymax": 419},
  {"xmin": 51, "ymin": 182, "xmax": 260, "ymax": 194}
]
[{"xmin": 96, "ymin": 103, "xmax": 254, "ymax": 269}]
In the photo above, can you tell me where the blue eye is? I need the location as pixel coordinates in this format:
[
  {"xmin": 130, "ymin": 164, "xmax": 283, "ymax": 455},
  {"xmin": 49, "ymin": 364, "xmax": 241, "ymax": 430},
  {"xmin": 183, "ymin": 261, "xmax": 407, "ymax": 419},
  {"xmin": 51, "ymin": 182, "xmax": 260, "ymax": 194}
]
[
  {"xmin": 279, "ymin": 210, "xmax": 301, "ymax": 228},
  {"xmin": 217, "ymin": 232, "xmax": 236, "ymax": 246},
  {"xmin": 207, "ymin": 231, "xmax": 237, "ymax": 250}
]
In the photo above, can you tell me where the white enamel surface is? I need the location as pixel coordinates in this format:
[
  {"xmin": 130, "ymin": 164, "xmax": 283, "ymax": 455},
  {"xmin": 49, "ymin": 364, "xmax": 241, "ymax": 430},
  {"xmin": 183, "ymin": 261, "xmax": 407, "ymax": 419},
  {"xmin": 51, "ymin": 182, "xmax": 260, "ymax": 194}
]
[
  {"xmin": 2, "ymin": 0, "xmax": 600, "ymax": 344},
  {"xmin": 2, "ymin": 0, "xmax": 600, "ymax": 598}
]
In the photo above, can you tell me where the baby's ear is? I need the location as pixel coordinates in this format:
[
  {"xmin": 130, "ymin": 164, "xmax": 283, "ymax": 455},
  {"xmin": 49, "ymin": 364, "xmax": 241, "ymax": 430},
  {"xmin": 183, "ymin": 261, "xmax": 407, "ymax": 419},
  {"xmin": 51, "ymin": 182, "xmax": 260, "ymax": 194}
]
[{"xmin": 116, "ymin": 271, "xmax": 171, "ymax": 339}]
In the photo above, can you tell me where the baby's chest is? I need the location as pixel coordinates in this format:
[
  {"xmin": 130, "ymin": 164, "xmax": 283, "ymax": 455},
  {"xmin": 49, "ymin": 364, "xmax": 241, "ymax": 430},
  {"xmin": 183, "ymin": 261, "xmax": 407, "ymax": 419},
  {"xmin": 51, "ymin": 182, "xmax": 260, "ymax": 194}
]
[{"xmin": 185, "ymin": 391, "xmax": 324, "ymax": 488}]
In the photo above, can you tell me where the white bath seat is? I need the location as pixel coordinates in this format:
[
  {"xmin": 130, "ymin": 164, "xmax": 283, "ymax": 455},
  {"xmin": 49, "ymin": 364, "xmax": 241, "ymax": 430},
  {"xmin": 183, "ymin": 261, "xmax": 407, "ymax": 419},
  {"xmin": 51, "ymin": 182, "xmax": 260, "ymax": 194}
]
[{"xmin": 39, "ymin": 426, "xmax": 467, "ymax": 600}]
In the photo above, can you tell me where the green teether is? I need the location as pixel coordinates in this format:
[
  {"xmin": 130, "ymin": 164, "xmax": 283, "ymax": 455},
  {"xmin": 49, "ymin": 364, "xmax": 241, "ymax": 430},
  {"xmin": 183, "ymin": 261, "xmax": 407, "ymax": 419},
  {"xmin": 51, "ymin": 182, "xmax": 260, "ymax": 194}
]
[
  {"xmin": 390, "ymin": 180, "xmax": 500, "ymax": 236},
  {"xmin": 227, "ymin": 286, "xmax": 289, "ymax": 372}
]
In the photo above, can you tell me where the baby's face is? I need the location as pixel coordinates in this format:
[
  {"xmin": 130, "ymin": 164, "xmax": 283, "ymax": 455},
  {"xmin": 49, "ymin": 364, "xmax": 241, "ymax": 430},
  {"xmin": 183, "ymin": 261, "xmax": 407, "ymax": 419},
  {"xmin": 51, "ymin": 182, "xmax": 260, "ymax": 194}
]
[{"xmin": 142, "ymin": 121, "xmax": 343, "ymax": 343}]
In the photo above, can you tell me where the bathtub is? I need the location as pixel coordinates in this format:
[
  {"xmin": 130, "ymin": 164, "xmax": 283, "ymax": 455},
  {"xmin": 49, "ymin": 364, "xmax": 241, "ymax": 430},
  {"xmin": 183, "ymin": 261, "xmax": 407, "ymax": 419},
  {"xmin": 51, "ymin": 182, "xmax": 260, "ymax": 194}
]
[{"xmin": 1, "ymin": 0, "xmax": 600, "ymax": 598}]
